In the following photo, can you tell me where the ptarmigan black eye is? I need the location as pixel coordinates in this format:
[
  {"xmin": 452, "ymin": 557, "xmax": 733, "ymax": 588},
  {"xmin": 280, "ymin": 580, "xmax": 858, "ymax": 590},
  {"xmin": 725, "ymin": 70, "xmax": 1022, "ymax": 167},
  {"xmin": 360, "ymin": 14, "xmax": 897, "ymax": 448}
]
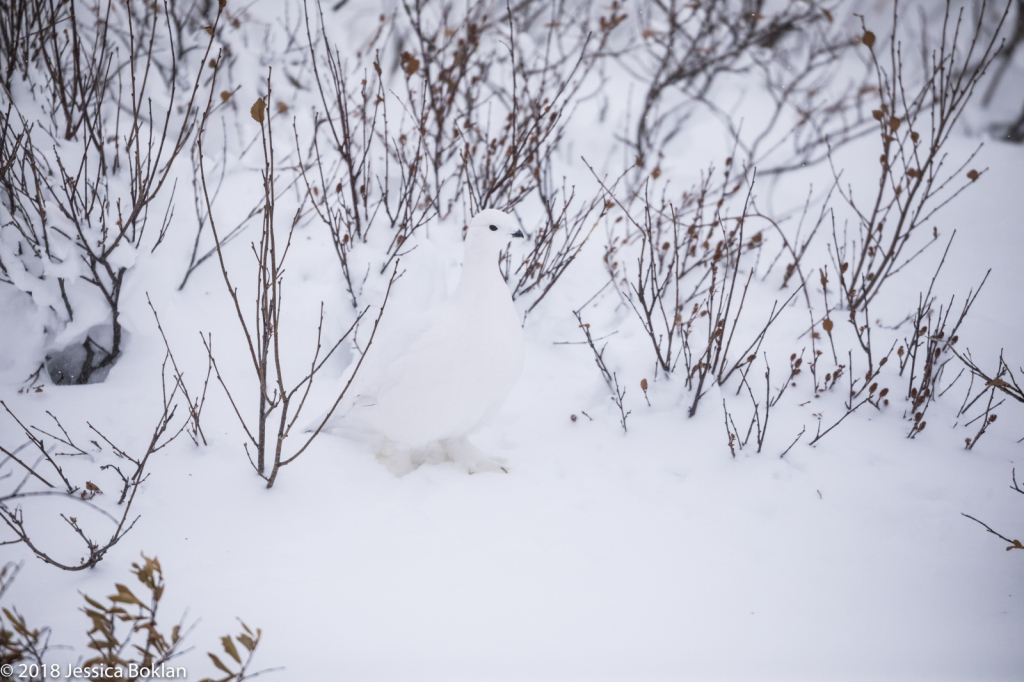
[{"xmin": 489, "ymin": 224, "xmax": 498, "ymax": 231}]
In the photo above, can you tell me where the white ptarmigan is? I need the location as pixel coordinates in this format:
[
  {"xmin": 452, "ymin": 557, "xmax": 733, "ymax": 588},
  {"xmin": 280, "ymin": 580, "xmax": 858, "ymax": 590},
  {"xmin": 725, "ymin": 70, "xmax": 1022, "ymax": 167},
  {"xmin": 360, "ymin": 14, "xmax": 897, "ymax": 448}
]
[{"xmin": 341, "ymin": 209, "xmax": 525, "ymax": 474}]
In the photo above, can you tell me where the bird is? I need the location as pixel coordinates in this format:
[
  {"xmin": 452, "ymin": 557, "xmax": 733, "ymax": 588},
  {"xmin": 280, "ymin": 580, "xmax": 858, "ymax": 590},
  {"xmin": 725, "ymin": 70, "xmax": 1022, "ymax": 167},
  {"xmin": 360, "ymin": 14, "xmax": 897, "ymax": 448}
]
[{"xmin": 333, "ymin": 208, "xmax": 526, "ymax": 475}]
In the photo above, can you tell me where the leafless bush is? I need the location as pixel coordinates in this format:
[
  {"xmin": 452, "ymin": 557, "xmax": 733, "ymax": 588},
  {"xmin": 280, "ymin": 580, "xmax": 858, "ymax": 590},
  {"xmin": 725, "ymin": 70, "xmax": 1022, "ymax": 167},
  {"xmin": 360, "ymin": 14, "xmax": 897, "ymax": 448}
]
[
  {"xmin": 896, "ymin": 260, "xmax": 988, "ymax": 438},
  {"xmin": 198, "ymin": 70, "xmax": 394, "ymax": 489},
  {"xmin": 292, "ymin": 0, "xmax": 604, "ymax": 312},
  {"xmin": 829, "ymin": 0, "xmax": 1010, "ymax": 312},
  {"xmin": 0, "ymin": 0, "xmax": 225, "ymax": 383},
  {"xmin": 0, "ymin": 361, "xmax": 184, "ymax": 570},
  {"xmin": 623, "ymin": 0, "xmax": 862, "ymax": 176},
  {"xmin": 963, "ymin": 469, "xmax": 1024, "ymax": 553},
  {"xmin": 573, "ymin": 310, "xmax": 630, "ymax": 433},
  {"xmin": 950, "ymin": 348, "xmax": 1021, "ymax": 450}
]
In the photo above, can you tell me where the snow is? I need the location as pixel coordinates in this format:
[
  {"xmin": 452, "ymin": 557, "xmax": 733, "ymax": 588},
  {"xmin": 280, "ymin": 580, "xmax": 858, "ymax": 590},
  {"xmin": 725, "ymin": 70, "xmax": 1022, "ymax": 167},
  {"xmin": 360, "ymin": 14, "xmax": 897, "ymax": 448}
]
[{"xmin": 1, "ymin": 0, "xmax": 1022, "ymax": 680}]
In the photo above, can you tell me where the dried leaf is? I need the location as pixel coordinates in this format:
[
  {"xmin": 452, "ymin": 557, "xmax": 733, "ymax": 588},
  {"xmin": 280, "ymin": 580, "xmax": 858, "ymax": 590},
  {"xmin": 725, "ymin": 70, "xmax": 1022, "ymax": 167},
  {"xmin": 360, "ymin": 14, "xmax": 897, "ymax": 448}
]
[
  {"xmin": 641, "ymin": 379, "xmax": 648, "ymax": 392},
  {"xmin": 208, "ymin": 653, "xmax": 232, "ymax": 675},
  {"xmin": 872, "ymin": 109, "xmax": 883, "ymax": 121},
  {"xmin": 222, "ymin": 635, "xmax": 241, "ymax": 664},
  {"xmin": 862, "ymin": 31, "xmax": 875, "ymax": 48},
  {"xmin": 276, "ymin": 101, "xmax": 289, "ymax": 113},
  {"xmin": 250, "ymin": 97, "xmax": 266, "ymax": 123},
  {"xmin": 108, "ymin": 584, "xmax": 142, "ymax": 606},
  {"xmin": 204, "ymin": 26, "xmax": 214, "ymax": 36},
  {"xmin": 967, "ymin": 169, "xmax": 979, "ymax": 181},
  {"xmin": 374, "ymin": 61, "xmax": 382, "ymax": 76},
  {"xmin": 219, "ymin": 0, "xmax": 226, "ymax": 7},
  {"xmin": 400, "ymin": 51, "xmax": 420, "ymax": 76},
  {"xmin": 888, "ymin": 116, "xmax": 900, "ymax": 131},
  {"xmin": 822, "ymin": 318, "xmax": 834, "ymax": 334},
  {"xmin": 220, "ymin": 90, "xmax": 230, "ymax": 102}
]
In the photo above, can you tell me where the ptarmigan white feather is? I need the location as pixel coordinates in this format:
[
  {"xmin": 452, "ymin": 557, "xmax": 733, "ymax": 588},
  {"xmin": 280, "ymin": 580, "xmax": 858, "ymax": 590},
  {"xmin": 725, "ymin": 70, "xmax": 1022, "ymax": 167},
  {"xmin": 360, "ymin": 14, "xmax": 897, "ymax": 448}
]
[{"xmin": 335, "ymin": 209, "xmax": 525, "ymax": 475}]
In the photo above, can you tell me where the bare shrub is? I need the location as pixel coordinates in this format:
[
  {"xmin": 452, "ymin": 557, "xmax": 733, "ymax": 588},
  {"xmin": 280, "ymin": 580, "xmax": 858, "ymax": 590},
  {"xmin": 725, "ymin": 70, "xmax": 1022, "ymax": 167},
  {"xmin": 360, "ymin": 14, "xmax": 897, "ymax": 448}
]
[
  {"xmin": 625, "ymin": 0, "xmax": 861, "ymax": 176},
  {"xmin": 829, "ymin": 0, "xmax": 1011, "ymax": 312},
  {"xmin": 573, "ymin": 310, "xmax": 630, "ymax": 433},
  {"xmin": 291, "ymin": 0, "xmax": 603, "ymax": 313},
  {"xmin": 963, "ymin": 469, "xmax": 1024, "ymax": 552},
  {"xmin": 198, "ymin": 70, "xmax": 395, "ymax": 489},
  {"xmin": 0, "ymin": 0, "xmax": 225, "ymax": 383},
  {"xmin": 0, "ymin": 362, "xmax": 184, "ymax": 570}
]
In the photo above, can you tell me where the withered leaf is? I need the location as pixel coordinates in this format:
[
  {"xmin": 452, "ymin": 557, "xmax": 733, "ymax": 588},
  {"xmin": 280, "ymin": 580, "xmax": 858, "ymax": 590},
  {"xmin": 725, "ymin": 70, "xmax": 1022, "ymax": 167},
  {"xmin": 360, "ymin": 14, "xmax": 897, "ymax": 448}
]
[
  {"xmin": 204, "ymin": 26, "xmax": 214, "ymax": 36},
  {"xmin": 400, "ymin": 51, "xmax": 420, "ymax": 76},
  {"xmin": 641, "ymin": 378, "xmax": 648, "ymax": 392},
  {"xmin": 221, "ymin": 635, "xmax": 241, "ymax": 664},
  {"xmin": 888, "ymin": 116, "xmax": 900, "ymax": 131},
  {"xmin": 967, "ymin": 169, "xmax": 979, "ymax": 181},
  {"xmin": 862, "ymin": 31, "xmax": 875, "ymax": 48},
  {"xmin": 822, "ymin": 318, "xmax": 834, "ymax": 334},
  {"xmin": 220, "ymin": 90, "xmax": 230, "ymax": 102},
  {"xmin": 276, "ymin": 101, "xmax": 289, "ymax": 113},
  {"xmin": 250, "ymin": 97, "xmax": 266, "ymax": 123}
]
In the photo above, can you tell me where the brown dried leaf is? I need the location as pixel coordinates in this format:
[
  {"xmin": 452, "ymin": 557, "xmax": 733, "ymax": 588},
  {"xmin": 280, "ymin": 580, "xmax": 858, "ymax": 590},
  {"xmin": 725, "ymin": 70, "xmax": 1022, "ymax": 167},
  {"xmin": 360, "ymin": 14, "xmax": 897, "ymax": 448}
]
[
  {"xmin": 822, "ymin": 318, "xmax": 834, "ymax": 334},
  {"xmin": 250, "ymin": 97, "xmax": 266, "ymax": 123},
  {"xmin": 222, "ymin": 635, "xmax": 241, "ymax": 664},
  {"xmin": 862, "ymin": 31, "xmax": 875, "ymax": 48},
  {"xmin": 888, "ymin": 116, "xmax": 901, "ymax": 131},
  {"xmin": 641, "ymin": 378, "xmax": 648, "ymax": 392},
  {"xmin": 276, "ymin": 101, "xmax": 289, "ymax": 113},
  {"xmin": 220, "ymin": 90, "xmax": 230, "ymax": 102},
  {"xmin": 204, "ymin": 26, "xmax": 214, "ymax": 36},
  {"xmin": 400, "ymin": 51, "xmax": 420, "ymax": 76},
  {"xmin": 967, "ymin": 169, "xmax": 979, "ymax": 181}
]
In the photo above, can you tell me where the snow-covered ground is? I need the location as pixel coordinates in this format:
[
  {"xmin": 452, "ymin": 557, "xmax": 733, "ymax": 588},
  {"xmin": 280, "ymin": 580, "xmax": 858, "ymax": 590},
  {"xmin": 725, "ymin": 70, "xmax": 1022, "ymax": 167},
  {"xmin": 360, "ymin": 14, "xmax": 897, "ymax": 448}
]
[{"xmin": 2, "ymin": 0, "xmax": 1022, "ymax": 680}]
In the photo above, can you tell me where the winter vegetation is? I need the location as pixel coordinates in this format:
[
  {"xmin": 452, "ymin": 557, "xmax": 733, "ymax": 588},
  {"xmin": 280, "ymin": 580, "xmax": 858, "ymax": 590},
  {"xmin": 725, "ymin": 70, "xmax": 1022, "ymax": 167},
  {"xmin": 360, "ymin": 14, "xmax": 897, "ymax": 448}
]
[{"xmin": 1, "ymin": 0, "xmax": 1023, "ymax": 679}]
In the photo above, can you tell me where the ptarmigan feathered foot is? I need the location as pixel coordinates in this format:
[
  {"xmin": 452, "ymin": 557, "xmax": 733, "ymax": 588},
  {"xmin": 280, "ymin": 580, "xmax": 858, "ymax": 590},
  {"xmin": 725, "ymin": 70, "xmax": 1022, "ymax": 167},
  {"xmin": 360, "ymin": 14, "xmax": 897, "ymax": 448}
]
[{"xmin": 375, "ymin": 436, "xmax": 508, "ymax": 476}]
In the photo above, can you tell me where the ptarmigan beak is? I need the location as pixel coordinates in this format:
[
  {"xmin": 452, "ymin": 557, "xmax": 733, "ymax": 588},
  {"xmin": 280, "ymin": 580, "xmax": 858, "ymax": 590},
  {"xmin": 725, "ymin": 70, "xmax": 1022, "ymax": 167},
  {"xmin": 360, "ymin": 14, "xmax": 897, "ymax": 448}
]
[{"xmin": 511, "ymin": 230, "xmax": 525, "ymax": 238}]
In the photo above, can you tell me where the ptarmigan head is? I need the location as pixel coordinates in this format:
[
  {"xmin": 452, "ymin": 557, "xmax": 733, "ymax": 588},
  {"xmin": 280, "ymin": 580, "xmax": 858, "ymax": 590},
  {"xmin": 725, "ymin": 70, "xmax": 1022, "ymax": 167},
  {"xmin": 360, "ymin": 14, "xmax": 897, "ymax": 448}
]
[{"xmin": 464, "ymin": 208, "xmax": 525, "ymax": 264}]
